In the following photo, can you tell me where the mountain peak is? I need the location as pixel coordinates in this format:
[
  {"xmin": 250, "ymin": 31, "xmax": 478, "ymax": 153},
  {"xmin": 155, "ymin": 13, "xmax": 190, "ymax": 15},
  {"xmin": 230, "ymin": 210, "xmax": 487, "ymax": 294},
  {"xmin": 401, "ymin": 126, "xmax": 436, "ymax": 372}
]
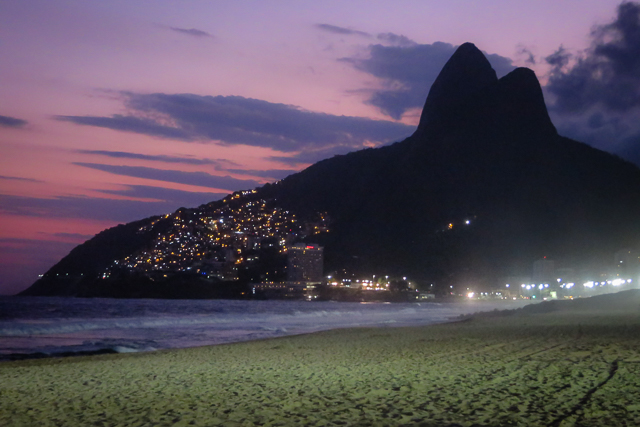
[
  {"xmin": 495, "ymin": 67, "xmax": 557, "ymax": 136},
  {"xmin": 417, "ymin": 42, "xmax": 498, "ymax": 133},
  {"xmin": 415, "ymin": 43, "xmax": 556, "ymax": 140}
]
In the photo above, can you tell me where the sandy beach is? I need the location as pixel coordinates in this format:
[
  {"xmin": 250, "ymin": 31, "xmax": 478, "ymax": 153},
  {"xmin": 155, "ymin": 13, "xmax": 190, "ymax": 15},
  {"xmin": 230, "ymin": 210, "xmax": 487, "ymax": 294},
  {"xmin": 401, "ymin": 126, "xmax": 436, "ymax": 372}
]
[{"xmin": 2, "ymin": 292, "xmax": 640, "ymax": 427}]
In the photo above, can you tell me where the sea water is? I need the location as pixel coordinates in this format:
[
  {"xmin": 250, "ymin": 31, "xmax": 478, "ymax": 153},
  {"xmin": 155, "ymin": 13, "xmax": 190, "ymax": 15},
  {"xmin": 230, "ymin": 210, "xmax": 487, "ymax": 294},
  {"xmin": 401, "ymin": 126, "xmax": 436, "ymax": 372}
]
[{"xmin": 0, "ymin": 297, "xmax": 532, "ymax": 360}]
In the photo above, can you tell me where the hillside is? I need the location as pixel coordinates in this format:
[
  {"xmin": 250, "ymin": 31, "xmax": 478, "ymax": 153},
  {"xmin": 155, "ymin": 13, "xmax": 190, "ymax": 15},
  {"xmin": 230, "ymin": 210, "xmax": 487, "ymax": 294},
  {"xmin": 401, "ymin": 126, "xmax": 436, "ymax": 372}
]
[{"xmin": 21, "ymin": 43, "xmax": 640, "ymax": 297}]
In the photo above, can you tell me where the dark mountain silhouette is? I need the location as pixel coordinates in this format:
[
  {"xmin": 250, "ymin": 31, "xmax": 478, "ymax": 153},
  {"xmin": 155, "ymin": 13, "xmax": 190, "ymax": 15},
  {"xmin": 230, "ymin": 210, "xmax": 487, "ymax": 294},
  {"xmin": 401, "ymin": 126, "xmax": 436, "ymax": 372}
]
[{"xmin": 21, "ymin": 43, "xmax": 640, "ymax": 297}]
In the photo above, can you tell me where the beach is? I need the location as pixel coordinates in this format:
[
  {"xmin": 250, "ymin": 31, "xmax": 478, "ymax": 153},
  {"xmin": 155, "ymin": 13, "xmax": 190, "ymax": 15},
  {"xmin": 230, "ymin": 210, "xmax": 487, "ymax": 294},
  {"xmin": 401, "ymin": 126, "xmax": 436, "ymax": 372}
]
[{"xmin": 2, "ymin": 292, "xmax": 639, "ymax": 426}]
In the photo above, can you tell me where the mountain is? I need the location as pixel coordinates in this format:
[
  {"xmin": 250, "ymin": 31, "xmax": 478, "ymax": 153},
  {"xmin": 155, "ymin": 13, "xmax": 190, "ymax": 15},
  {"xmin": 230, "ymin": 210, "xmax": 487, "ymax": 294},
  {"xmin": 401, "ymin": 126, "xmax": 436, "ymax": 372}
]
[{"xmin": 21, "ymin": 43, "xmax": 640, "ymax": 297}]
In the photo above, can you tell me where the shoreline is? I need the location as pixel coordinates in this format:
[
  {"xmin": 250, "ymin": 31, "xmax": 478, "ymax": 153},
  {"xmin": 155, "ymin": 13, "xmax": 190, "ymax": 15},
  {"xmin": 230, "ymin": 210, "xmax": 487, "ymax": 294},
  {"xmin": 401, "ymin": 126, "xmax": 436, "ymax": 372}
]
[
  {"xmin": 0, "ymin": 297, "xmax": 533, "ymax": 363},
  {"xmin": 2, "ymin": 291, "xmax": 640, "ymax": 426}
]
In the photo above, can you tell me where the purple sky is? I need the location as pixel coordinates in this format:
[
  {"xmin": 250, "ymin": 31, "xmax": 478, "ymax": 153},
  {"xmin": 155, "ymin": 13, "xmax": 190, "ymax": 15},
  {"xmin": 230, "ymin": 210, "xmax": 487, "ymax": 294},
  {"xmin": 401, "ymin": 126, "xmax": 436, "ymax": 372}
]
[{"xmin": 1, "ymin": 0, "xmax": 638, "ymax": 294}]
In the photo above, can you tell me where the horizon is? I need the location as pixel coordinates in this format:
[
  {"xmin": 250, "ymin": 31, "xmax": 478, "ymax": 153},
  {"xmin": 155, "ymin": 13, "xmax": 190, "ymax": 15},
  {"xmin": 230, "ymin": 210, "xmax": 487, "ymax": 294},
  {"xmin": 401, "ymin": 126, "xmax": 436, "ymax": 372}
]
[{"xmin": 2, "ymin": 1, "xmax": 640, "ymax": 294}]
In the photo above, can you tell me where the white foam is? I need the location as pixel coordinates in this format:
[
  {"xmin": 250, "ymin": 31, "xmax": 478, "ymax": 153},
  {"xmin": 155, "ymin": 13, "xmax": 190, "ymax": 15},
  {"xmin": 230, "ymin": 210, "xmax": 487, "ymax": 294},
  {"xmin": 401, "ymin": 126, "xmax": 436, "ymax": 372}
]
[{"xmin": 0, "ymin": 298, "xmax": 533, "ymax": 358}]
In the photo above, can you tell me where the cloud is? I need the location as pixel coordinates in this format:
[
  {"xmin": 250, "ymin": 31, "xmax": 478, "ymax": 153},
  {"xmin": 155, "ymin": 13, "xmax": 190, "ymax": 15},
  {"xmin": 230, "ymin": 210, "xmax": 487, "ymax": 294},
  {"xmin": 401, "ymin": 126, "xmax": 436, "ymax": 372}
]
[
  {"xmin": 545, "ymin": 45, "xmax": 571, "ymax": 70},
  {"xmin": 0, "ymin": 175, "xmax": 42, "ymax": 182},
  {"xmin": 315, "ymin": 24, "xmax": 370, "ymax": 37},
  {"xmin": 77, "ymin": 150, "xmax": 296, "ymax": 180},
  {"xmin": 97, "ymin": 185, "xmax": 225, "ymax": 208},
  {"xmin": 48, "ymin": 232, "xmax": 95, "ymax": 242},
  {"xmin": 544, "ymin": 2, "xmax": 640, "ymax": 164},
  {"xmin": 547, "ymin": 2, "xmax": 640, "ymax": 113},
  {"xmin": 77, "ymin": 152, "xmax": 295, "ymax": 181},
  {"xmin": 1, "ymin": 185, "xmax": 226, "ymax": 225},
  {"xmin": 76, "ymin": 150, "xmax": 233, "ymax": 167},
  {"xmin": 516, "ymin": 45, "xmax": 536, "ymax": 65},
  {"xmin": 0, "ymin": 194, "xmax": 181, "ymax": 223},
  {"xmin": 74, "ymin": 163, "xmax": 261, "ymax": 190},
  {"xmin": 342, "ymin": 41, "xmax": 515, "ymax": 119},
  {"xmin": 0, "ymin": 115, "xmax": 27, "ymax": 128},
  {"xmin": 376, "ymin": 33, "xmax": 416, "ymax": 47},
  {"xmin": 57, "ymin": 93, "xmax": 414, "ymax": 157},
  {"xmin": 169, "ymin": 27, "xmax": 212, "ymax": 38},
  {"xmin": 56, "ymin": 114, "xmax": 193, "ymax": 140},
  {"xmin": 269, "ymin": 145, "xmax": 361, "ymax": 166},
  {"xmin": 225, "ymin": 168, "xmax": 295, "ymax": 180}
]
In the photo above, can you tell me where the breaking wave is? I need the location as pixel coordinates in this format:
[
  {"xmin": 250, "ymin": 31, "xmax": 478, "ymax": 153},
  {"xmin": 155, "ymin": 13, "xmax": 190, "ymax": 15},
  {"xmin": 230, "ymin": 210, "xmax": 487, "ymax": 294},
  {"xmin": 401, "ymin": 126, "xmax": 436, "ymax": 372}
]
[{"xmin": 0, "ymin": 297, "xmax": 531, "ymax": 360}]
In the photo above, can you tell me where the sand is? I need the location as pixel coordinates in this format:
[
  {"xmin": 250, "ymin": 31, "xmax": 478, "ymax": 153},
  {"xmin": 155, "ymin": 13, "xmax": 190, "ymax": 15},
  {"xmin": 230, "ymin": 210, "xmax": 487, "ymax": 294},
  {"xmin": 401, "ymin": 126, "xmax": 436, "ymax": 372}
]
[{"xmin": 2, "ymin": 293, "xmax": 640, "ymax": 426}]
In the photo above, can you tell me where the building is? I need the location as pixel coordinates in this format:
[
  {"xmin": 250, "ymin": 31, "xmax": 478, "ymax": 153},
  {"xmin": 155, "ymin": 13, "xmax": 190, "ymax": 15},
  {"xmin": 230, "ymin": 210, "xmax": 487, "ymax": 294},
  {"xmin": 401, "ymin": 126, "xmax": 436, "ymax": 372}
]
[
  {"xmin": 251, "ymin": 282, "xmax": 318, "ymax": 300},
  {"xmin": 532, "ymin": 257, "xmax": 555, "ymax": 284},
  {"xmin": 499, "ymin": 276, "xmax": 531, "ymax": 299},
  {"xmin": 286, "ymin": 244, "xmax": 323, "ymax": 283},
  {"xmin": 614, "ymin": 248, "xmax": 640, "ymax": 279}
]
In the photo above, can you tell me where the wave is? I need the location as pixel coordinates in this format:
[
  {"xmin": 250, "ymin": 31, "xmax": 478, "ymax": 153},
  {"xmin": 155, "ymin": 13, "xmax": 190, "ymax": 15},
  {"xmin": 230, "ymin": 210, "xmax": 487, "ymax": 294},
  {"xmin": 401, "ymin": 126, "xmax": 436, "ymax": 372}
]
[
  {"xmin": 0, "ymin": 305, "xmax": 448, "ymax": 337},
  {"xmin": 0, "ymin": 298, "xmax": 534, "ymax": 361}
]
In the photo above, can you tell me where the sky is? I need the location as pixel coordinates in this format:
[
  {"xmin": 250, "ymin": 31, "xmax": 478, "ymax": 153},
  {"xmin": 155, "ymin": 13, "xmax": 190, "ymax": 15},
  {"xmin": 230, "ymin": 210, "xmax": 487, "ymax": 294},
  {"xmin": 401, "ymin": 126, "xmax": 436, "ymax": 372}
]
[{"xmin": 1, "ymin": 0, "xmax": 638, "ymax": 295}]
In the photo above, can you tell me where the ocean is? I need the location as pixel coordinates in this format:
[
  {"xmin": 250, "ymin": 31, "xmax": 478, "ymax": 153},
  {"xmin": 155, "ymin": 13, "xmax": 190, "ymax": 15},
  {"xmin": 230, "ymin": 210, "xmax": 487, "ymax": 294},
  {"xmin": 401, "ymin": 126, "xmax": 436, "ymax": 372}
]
[{"xmin": 0, "ymin": 297, "xmax": 532, "ymax": 360}]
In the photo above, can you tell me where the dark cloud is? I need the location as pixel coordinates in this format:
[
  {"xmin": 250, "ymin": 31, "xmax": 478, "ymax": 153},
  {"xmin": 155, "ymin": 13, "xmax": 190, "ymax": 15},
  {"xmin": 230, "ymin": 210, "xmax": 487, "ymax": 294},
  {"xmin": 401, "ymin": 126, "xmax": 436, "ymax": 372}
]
[
  {"xmin": 544, "ymin": 2, "xmax": 640, "ymax": 165},
  {"xmin": 225, "ymin": 168, "xmax": 295, "ymax": 180},
  {"xmin": 342, "ymin": 41, "xmax": 515, "ymax": 119},
  {"xmin": 74, "ymin": 163, "xmax": 261, "ymax": 190},
  {"xmin": 0, "ymin": 186, "xmax": 223, "ymax": 225},
  {"xmin": 97, "ymin": 185, "xmax": 225, "ymax": 207},
  {"xmin": 0, "ymin": 115, "xmax": 27, "ymax": 128},
  {"xmin": 376, "ymin": 33, "xmax": 416, "ymax": 47},
  {"xmin": 77, "ymin": 149, "xmax": 296, "ymax": 180},
  {"xmin": 547, "ymin": 2, "xmax": 640, "ymax": 113},
  {"xmin": 48, "ymin": 232, "xmax": 95, "ymax": 241},
  {"xmin": 516, "ymin": 45, "xmax": 536, "ymax": 65},
  {"xmin": 56, "ymin": 114, "xmax": 193, "ymax": 140},
  {"xmin": 58, "ymin": 94, "xmax": 414, "ymax": 156},
  {"xmin": 315, "ymin": 24, "xmax": 370, "ymax": 37},
  {"xmin": 0, "ymin": 194, "xmax": 179, "ymax": 222},
  {"xmin": 0, "ymin": 175, "xmax": 42, "ymax": 182},
  {"xmin": 170, "ymin": 27, "xmax": 212, "ymax": 38},
  {"xmin": 269, "ymin": 145, "xmax": 362, "ymax": 166},
  {"xmin": 545, "ymin": 45, "xmax": 571, "ymax": 70},
  {"xmin": 0, "ymin": 237, "xmax": 47, "ymax": 246},
  {"xmin": 76, "ymin": 150, "xmax": 232, "ymax": 166}
]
